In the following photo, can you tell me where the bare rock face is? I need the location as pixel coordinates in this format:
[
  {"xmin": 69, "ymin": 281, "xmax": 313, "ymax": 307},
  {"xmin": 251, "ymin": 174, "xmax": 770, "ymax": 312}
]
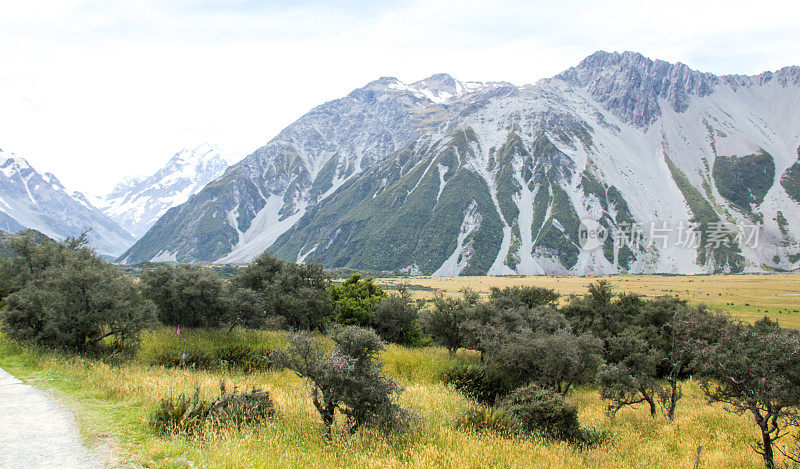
[{"xmin": 556, "ymin": 51, "xmax": 717, "ymax": 126}]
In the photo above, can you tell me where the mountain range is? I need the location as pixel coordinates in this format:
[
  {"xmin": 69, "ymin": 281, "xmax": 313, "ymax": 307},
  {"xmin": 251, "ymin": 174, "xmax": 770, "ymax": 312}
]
[
  {"xmin": 0, "ymin": 145, "xmax": 229, "ymax": 256},
  {"xmin": 118, "ymin": 51, "xmax": 800, "ymax": 274},
  {"xmin": 9, "ymin": 51, "xmax": 800, "ymax": 275},
  {"xmin": 0, "ymin": 151, "xmax": 135, "ymax": 255}
]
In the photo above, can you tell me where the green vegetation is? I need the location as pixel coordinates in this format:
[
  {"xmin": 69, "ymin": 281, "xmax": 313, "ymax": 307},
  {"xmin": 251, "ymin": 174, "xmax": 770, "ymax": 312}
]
[
  {"xmin": 781, "ymin": 153, "xmax": 800, "ymax": 204},
  {"xmin": 665, "ymin": 154, "xmax": 744, "ymax": 272},
  {"xmin": 713, "ymin": 150, "xmax": 776, "ymax": 211},
  {"xmin": 1, "ymin": 233, "xmax": 155, "ymax": 352},
  {"xmin": 5, "ymin": 233, "xmax": 800, "ymax": 467},
  {"xmin": 329, "ymin": 274, "xmax": 386, "ymax": 326}
]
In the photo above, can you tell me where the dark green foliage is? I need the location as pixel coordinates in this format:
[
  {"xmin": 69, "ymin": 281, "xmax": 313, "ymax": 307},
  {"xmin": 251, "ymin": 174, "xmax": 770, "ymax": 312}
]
[
  {"xmin": 1, "ymin": 234, "xmax": 156, "ymax": 352},
  {"xmin": 329, "ymin": 275, "xmax": 386, "ymax": 326},
  {"xmin": 141, "ymin": 264, "xmax": 228, "ymax": 328},
  {"xmin": 442, "ymin": 364, "xmax": 504, "ymax": 406},
  {"xmin": 488, "ymin": 286, "xmax": 560, "ymax": 309},
  {"xmin": 286, "ymin": 326, "xmax": 412, "ymax": 435},
  {"xmin": 232, "ymin": 253, "xmax": 333, "ymax": 331},
  {"xmin": 776, "ymin": 211, "xmax": 790, "ymax": 238},
  {"xmin": 591, "ymin": 290, "xmax": 733, "ymax": 422},
  {"xmin": 499, "ymin": 384, "xmax": 580, "ymax": 441},
  {"xmin": 713, "ymin": 150, "xmax": 775, "ymax": 210},
  {"xmin": 693, "ymin": 319, "xmax": 800, "ymax": 469},
  {"xmin": 483, "ymin": 324, "xmax": 603, "ymax": 395},
  {"xmin": 370, "ymin": 285, "xmax": 421, "ymax": 345},
  {"xmin": 455, "ymin": 406, "xmax": 518, "ymax": 434},
  {"xmin": 150, "ymin": 344, "xmax": 280, "ymax": 372},
  {"xmin": 598, "ymin": 328, "xmax": 661, "ymax": 418},
  {"xmin": 421, "ymin": 293, "xmax": 468, "ymax": 355},
  {"xmin": 781, "ymin": 155, "xmax": 800, "ymax": 204}
]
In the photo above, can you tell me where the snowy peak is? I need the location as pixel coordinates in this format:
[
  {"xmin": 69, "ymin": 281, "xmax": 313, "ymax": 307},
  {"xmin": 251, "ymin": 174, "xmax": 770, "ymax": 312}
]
[
  {"xmin": 98, "ymin": 144, "xmax": 230, "ymax": 238},
  {"xmin": 1, "ymin": 155, "xmax": 34, "ymax": 178},
  {"xmin": 352, "ymin": 74, "xmax": 513, "ymax": 105},
  {"xmin": 0, "ymin": 149, "xmax": 134, "ymax": 255}
]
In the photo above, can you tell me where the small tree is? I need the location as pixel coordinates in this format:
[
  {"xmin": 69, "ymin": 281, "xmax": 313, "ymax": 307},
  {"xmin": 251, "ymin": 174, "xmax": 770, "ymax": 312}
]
[
  {"xmin": 285, "ymin": 326, "xmax": 411, "ymax": 436},
  {"xmin": 329, "ymin": 275, "xmax": 386, "ymax": 326},
  {"xmin": 598, "ymin": 327, "xmax": 661, "ymax": 418},
  {"xmin": 421, "ymin": 293, "xmax": 467, "ymax": 355},
  {"xmin": 141, "ymin": 264, "xmax": 228, "ymax": 328},
  {"xmin": 489, "ymin": 286, "xmax": 560, "ymax": 309},
  {"xmin": 2, "ymin": 237, "xmax": 155, "ymax": 352},
  {"xmin": 232, "ymin": 254, "xmax": 333, "ymax": 331},
  {"xmin": 693, "ymin": 318, "xmax": 800, "ymax": 469},
  {"xmin": 224, "ymin": 286, "xmax": 267, "ymax": 332},
  {"xmin": 370, "ymin": 285, "xmax": 421, "ymax": 345}
]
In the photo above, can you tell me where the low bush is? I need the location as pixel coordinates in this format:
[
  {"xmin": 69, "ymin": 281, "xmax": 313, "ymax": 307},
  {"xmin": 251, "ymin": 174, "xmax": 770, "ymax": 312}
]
[
  {"xmin": 149, "ymin": 389, "xmax": 213, "ymax": 435},
  {"xmin": 216, "ymin": 345, "xmax": 269, "ymax": 372},
  {"xmin": 149, "ymin": 344, "xmax": 285, "ymax": 372},
  {"xmin": 150, "ymin": 385, "xmax": 276, "ymax": 435},
  {"xmin": 455, "ymin": 406, "xmax": 517, "ymax": 434},
  {"xmin": 442, "ymin": 364, "xmax": 504, "ymax": 405},
  {"xmin": 499, "ymin": 384, "xmax": 580, "ymax": 441},
  {"xmin": 150, "ymin": 350, "xmax": 214, "ymax": 369},
  {"xmin": 208, "ymin": 386, "xmax": 275, "ymax": 428}
]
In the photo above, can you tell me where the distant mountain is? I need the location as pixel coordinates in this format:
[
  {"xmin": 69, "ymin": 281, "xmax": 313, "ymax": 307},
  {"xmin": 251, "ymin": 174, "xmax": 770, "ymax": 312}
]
[
  {"xmin": 120, "ymin": 52, "xmax": 800, "ymax": 274},
  {"xmin": 0, "ymin": 150, "xmax": 135, "ymax": 255},
  {"xmin": 94, "ymin": 144, "xmax": 229, "ymax": 239}
]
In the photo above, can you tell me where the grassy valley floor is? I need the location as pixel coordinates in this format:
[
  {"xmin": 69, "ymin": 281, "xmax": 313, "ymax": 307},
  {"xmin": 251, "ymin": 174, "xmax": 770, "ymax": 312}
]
[
  {"xmin": 0, "ymin": 326, "xmax": 777, "ymax": 468},
  {"xmin": 376, "ymin": 273, "xmax": 800, "ymax": 328}
]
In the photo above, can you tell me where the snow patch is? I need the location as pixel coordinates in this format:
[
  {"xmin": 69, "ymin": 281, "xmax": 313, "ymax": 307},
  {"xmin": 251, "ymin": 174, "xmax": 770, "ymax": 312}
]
[{"xmin": 433, "ymin": 200, "xmax": 482, "ymax": 276}]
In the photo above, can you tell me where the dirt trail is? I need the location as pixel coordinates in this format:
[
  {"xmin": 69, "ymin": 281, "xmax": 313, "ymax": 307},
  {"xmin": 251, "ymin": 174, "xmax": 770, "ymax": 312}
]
[{"xmin": 0, "ymin": 367, "xmax": 101, "ymax": 468}]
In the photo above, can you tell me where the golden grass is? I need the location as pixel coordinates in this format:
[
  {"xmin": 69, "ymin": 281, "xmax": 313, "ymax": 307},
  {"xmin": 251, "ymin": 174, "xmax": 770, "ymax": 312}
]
[
  {"xmin": 0, "ymin": 328, "xmax": 786, "ymax": 468},
  {"xmin": 378, "ymin": 273, "xmax": 800, "ymax": 328}
]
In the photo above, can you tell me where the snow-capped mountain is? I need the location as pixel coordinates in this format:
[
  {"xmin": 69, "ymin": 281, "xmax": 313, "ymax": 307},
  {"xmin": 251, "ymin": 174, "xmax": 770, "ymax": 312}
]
[
  {"xmin": 0, "ymin": 150, "xmax": 135, "ymax": 255},
  {"xmin": 95, "ymin": 144, "xmax": 229, "ymax": 238},
  {"xmin": 120, "ymin": 52, "xmax": 800, "ymax": 274}
]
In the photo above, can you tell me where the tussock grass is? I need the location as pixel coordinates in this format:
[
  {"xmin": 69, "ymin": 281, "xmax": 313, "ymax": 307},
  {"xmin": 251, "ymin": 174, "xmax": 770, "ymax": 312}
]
[{"xmin": 0, "ymin": 328, "xmax": 779, "ymax": 468}]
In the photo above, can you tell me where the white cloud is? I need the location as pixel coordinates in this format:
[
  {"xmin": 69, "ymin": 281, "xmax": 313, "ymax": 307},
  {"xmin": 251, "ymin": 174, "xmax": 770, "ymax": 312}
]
[{"xmin": 0, "ymin": 0, "xmax": 798, "ymax": 196}]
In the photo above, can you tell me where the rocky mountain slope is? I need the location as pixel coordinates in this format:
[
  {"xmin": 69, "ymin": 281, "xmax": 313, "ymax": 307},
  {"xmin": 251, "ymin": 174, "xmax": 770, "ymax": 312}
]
[
  {"xmin": 94, "ymin": 144, "xmax": 229, "ymax": 239},
  {"xmin": 0, "ymin": 151, "xmax": 135, "ymax": 255},
  {"xmin": 119, "ymin": 52, "xmax": 800, "ymax": 274}
]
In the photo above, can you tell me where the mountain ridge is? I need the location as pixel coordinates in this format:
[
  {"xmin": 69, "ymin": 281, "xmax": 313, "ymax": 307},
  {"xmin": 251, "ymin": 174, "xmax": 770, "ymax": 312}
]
[
  {"xmin": 0, "ymin": 151, "xmax": 135, "ymax": 255},
  {"xmin": 119, "ymin": 51, "xmax": 800, "ymax": 274}
]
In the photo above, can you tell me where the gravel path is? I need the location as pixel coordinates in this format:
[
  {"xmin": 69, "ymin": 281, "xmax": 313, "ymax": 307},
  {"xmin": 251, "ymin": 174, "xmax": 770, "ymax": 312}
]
[{"xmin": 0, "ymin": 367, "xmax": 101, "ymax": 468}]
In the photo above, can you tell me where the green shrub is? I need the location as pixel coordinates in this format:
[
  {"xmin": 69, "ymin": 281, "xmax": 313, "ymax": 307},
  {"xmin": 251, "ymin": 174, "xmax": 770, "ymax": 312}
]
[
  {"xmin": 442, "ymin": 364, "xmax": 504, "ymax": 405},
  {"xmin": 149, "ymin": 389, "xmax": 213, "ymax": 435},
  {"xmin": 149, "ymin": 385, "xmax": 276, "ymax": 435},
  {"xmin": 150, "ymin": 350, "xmax": 213, "ymax": 369},
  {"xmin": 499, "ymin": 384, "xmax": 580, "ymax": 441},
  {"xmin": 208, "ymin": 387, "xmax": 275, "ymax": 428},
  {"xmin": 370, "ymin": 286, "xmax": 422, "ymax": 345},
  {"xmin": 215, "ymin": 344, "xmax": 269, "ymax": 371},
  {"xmin": 455, "ymin": 406, "xmax": 518, "ymax": 434}
]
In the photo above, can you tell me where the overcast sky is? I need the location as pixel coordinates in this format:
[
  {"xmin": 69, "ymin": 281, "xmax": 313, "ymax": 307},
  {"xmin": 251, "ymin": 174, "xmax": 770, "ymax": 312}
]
[{"xmin": 1, "ymin": 0, "xmax": 799, "ymax": 196}]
